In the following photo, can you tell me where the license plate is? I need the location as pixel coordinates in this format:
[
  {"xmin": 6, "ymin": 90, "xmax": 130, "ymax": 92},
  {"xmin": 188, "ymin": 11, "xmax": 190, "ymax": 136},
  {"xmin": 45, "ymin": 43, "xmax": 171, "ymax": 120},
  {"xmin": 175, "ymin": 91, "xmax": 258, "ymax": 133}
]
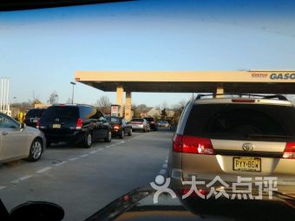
[
  {"xmin": 32, "ymin": 119, "xmax": 38, "ymax": 123},
  {"xmin": 52, "ymin": 124, "xmax": 61, "ymax": 129},
  {"xmin": 233, "ymin": 157, "xmax": 261, "ymax": 172}
]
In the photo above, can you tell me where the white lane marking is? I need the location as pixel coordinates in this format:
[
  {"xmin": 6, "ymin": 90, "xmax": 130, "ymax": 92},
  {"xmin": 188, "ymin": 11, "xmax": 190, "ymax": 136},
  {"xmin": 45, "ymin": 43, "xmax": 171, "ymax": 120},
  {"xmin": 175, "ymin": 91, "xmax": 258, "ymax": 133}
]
[
  {"xmin": 54, "ymin": 161, "xmax": 67, "ymax": 167},
  {"xmin": 105, "ymin": 145, "xmax": 114, "ymax": 148},
  {"xmin": 10, "ymin": 179, "xmax": 20, "ymax": 184},
  {"xmin": 0, "ymin": 186, "xmax": 6, "ymax": 190},
  {"xmin": 89, "ymin": 150, "xmax": 97, "ymax": 154},
  {"xmin": 36, "ymin": 167, "xmax": 52, "ymax": 174},
  {"xmin": 19, "ymin": 175, "xmax": 33, "ymax": 181},
  {"xmin": 162, "ymin": 163, "xmax": 168, "ymax": 168},
  {"xmin": 11, "ymin": 175, "xmax": 33, "ymax": 184},
  {"xmin": 80, "ymin": 154, "xmax": 88, "ymax": 158},
  {"xmin": 68, "ymin": 157, "xmax": 79, "ymax": 161}
]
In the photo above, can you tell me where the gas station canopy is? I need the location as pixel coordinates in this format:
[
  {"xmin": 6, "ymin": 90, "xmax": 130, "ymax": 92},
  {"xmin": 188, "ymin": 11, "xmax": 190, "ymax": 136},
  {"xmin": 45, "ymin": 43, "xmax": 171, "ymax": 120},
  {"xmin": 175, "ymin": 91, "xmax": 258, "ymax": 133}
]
[
  {"xmin": 74, "ymin": 70, "xmax": 295, "ymax": 120},
  {"xmin": 75, "ymin": 70, "xmax": 295, "ymax": 93}
]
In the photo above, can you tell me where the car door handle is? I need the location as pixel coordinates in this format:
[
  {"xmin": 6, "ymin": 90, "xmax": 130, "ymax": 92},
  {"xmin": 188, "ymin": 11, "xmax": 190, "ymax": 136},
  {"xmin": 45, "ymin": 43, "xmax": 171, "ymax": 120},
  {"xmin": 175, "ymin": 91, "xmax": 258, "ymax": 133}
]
[{"xmin": 2, "ymin": 131, "xmax": 8, "ymax": 136}]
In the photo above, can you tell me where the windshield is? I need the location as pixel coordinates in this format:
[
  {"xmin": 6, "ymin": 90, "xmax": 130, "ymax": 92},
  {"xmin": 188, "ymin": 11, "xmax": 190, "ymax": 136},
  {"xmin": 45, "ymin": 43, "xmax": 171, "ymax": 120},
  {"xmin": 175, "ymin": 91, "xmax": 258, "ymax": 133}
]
[
  {"xmin": 106, "ymin": 116, "xmax": 121, "ymax": 123},
  {"xmin": 131, "ymin": 118, "xmax": 144, "ymax": 122},
  {"xmin": 1, "ymin": 0, "xmax": 295, "ymax": 220}
]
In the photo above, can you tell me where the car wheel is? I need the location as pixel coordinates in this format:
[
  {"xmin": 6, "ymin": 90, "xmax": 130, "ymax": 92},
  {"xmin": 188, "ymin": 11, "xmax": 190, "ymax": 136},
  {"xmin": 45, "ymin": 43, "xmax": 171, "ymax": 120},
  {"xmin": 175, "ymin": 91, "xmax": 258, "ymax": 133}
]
[
  {"xmin": 104, "ymin": 131, "xmax": 112, "ymax": 142},
  {"xmin": 128, "ymin": 129, "xmax": 132, "ymax": 136},
  {"xmin": 83, "ymin": 133, "xmax": 92, "ymax": 148},
  {"xmin": 27, "ymin": 138, "xmax": 43, "ymax": 162},
  {"xmin": 119, "ymin": 130, "xmax": 124, "ymax": 139}
]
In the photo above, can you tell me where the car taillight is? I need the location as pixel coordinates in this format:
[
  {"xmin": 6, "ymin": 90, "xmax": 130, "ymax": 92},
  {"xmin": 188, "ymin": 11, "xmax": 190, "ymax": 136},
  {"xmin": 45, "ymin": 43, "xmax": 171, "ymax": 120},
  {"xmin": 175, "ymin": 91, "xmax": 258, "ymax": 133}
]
[
  {"xmin": 282, "ymin": 142, "xmax": 295, "ymax": 159},
  {"xmin": 76, "ymin": 118, "xmax": 83, "ymax": 130},
  {"xmin": 114, "ymin": 125, "xmax": 120, "ymax": 130},
  {"xmin": 36, "ymin": 120, "xmax": 40, "ymax": 129},
  {"xmin": 173, "ymin": 135, "xmax": 215, "ymax": 155}
]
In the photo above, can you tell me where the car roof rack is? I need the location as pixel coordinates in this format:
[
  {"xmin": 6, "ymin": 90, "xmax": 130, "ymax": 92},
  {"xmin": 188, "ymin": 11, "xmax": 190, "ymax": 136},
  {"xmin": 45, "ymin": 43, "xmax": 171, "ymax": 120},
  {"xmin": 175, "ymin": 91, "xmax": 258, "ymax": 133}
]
[{"xmin": 195, "ymin": 93, "xmax": 288, "ymax": 101}]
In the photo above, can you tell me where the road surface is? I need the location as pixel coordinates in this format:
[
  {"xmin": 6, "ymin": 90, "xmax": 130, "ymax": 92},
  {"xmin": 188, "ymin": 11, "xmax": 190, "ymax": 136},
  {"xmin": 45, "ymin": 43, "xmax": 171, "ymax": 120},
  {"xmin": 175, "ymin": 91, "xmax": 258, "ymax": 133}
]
[{"xmin": 0, "ymin": 130, "xmax": 172, "ymax": 221}]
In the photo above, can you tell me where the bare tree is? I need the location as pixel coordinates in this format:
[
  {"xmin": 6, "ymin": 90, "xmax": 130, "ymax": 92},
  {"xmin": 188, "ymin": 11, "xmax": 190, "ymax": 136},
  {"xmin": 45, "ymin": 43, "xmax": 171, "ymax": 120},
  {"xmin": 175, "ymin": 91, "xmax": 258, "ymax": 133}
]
[
  {"xmin": 171, "ymin": 99, "xmax": 187, "ymax": 126},
  {"xmin": 47, "ymin": 92, "xmax": 59, "ymax": 104},
  {"xmin": 160, "ymin": 101, "xmax": 168, "ymax": 110},
  {"xmin": 96, "ymin": 96, "xmax": 111, "ymax": 114}
]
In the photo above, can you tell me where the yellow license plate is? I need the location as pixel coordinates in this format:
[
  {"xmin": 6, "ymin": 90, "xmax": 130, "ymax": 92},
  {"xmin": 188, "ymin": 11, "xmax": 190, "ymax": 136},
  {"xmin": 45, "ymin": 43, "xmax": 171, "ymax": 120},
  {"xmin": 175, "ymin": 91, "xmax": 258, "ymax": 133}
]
[
  {"xmin": 52, "ymin": 124, "xmax": 61, "ymax": 129},
  {"xmin": 233, "ymin": 157, "xmax": 261, "ymax": 172}
]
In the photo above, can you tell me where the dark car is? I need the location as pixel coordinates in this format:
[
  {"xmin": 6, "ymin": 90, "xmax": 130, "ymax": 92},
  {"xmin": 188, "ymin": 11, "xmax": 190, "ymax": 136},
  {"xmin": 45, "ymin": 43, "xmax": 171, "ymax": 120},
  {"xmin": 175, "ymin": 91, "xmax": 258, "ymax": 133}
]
[
  {"xmin": 105, "ymin": 116, "xmax": 132, "ymax": 139},
  {"xmin": 2, "ymin": 185, "xmax": 295, "ymax": 221},
  {"xmin": 85, "ymin": 185, "xmax": 295, "ymax": 221},
  {"xmin": 144, "ymin": 117, "xmax": 158, "ymax": 131},
  {"xmin": 38, "ymin": 104, "xmax": 112, "ymax": 148},
  {"xmin": 24, "ymin": 108, "xmax": 46, "ymax": 127}
]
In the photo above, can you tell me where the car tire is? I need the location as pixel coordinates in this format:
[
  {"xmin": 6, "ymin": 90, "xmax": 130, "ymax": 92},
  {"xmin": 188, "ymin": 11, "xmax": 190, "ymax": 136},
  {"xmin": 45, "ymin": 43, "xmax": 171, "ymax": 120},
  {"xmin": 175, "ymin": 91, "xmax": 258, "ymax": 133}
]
[
  {"xmin": 83, "ymin": 132, "xmax": 92, "ymax": 148},
  {"xmin": 119, "ymin": 130, "xmax": 124, "ymax": 139},
  {"xmin": 27, "ymin": 138, "xmax": 43, "ymax": 162},
  {"xmin": 104, "ymin": 131, "xmax": 112, "ymax": 142},
  {"xmin": 128, "ymin": 129, "xmax": 132, "ymax": 136}
]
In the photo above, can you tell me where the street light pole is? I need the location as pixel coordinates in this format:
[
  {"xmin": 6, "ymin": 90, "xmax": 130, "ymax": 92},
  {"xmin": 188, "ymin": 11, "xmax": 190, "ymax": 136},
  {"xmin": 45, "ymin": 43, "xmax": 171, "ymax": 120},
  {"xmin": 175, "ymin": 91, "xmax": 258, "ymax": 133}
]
[{"xmin": 70, "ymin": 82, "xmax": 76, "ymax": 104}]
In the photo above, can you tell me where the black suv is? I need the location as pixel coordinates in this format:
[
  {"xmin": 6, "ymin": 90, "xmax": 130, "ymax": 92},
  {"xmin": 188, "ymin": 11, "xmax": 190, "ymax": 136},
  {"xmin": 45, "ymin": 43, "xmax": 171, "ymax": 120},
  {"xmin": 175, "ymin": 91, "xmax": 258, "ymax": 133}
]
[
  {"xmin": 38, "ymin": 104, "xmax": 112, "ymax": 148},
  {"xmin": 144, "ymin": 117, "xmax": 158, "ymax": 131},
  {"xmin": 25, "ymin": 108, "xmax": 46, "ymax": 127}
]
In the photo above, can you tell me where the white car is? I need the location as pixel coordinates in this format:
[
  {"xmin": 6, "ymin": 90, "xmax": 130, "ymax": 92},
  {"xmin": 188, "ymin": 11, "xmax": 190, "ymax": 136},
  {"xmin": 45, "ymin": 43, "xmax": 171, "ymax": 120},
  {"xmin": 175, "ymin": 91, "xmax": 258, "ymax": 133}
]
[
  {"xmin": 0, "ymin": 113, "xmax": 46, "ymax": 163},
  {"xmin": 130, "ymin": 118, "xmax": 150, "ymax": 132}
]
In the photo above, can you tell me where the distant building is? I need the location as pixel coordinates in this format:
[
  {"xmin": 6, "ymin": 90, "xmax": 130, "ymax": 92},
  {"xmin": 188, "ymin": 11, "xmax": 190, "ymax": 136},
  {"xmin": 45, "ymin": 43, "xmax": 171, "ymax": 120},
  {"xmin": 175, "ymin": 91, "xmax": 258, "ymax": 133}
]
[
  {"xmin": 146, "ymin": 107, "xmax": 161, "ymax": 117},
  {"xmin": 145, "ymin": 107, "xmax": 175, "ymax": 119}
]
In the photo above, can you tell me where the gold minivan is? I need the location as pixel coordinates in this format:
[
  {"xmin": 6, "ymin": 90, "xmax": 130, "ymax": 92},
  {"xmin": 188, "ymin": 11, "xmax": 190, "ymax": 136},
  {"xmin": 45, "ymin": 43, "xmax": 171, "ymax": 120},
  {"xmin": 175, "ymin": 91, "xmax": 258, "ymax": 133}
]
[{"xmin": 169, "ymin": 94, "xmax": 295, "ymax": 190}]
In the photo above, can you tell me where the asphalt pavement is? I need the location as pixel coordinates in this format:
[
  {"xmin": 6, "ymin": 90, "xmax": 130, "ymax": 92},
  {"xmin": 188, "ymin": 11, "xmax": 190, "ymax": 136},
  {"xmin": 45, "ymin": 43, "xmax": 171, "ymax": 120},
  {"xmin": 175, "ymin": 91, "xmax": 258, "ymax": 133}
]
[{"xmin": 0, "ymin": 130, "xmax": 172, "ymax": 221}]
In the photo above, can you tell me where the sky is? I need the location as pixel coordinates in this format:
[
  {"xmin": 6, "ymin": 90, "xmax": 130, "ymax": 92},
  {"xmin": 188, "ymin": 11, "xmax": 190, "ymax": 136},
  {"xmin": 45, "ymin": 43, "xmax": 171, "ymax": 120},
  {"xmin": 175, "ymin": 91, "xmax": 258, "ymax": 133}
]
[{"xmin": 0, "ymin": 0, "xmax": 295, "ymax": 106}]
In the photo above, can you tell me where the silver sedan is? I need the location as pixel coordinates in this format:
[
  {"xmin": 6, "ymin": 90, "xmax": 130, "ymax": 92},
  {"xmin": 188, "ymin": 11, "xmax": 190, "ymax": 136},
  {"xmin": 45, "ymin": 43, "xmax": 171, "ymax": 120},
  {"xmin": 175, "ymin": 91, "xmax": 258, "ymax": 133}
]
[{"xmin": 0, "ymin": 113, "xmax": 46, "ymax": 163}]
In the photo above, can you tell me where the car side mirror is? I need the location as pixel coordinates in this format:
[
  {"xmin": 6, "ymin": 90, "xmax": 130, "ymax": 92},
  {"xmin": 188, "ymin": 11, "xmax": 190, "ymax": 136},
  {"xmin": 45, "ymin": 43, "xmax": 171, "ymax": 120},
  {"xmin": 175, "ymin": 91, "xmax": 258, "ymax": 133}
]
[{"xmin": 9, "ymin": 201, "xmax": 64, "ymax": 221}]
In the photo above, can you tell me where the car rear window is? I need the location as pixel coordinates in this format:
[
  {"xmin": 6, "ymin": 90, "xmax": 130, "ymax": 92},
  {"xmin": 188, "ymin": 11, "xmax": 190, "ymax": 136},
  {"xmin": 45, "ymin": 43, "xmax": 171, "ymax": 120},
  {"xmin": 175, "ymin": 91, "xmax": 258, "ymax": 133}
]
[
  {"xmin": 184, "ymin": 104, "xmax": 295, "ymax": 141},
  {"xmin": 144, "ymin": 118, "xmax": 154, "ymax": 121},
  {"xmin": 132, "ymin": 119, "xmax": 144, "ymax": 122},
  {"xmin": 107, "ymin": 117, "xmax": 120, "ymax": 123},
  {"xmin": 26, "ymin": 109, "xmax": 44, "ymax": 118},
  {"xmin": 41, "ymin": 106, "xmax": 79, "ymax": 122}
]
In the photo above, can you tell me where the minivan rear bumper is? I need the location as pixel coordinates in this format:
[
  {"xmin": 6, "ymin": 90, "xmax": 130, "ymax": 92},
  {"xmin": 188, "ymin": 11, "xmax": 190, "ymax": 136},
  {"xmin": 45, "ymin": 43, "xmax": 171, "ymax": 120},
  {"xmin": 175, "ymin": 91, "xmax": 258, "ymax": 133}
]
[{"xmin": 169, "ymin": 152, "xmax": 295, "ymax": 189}]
